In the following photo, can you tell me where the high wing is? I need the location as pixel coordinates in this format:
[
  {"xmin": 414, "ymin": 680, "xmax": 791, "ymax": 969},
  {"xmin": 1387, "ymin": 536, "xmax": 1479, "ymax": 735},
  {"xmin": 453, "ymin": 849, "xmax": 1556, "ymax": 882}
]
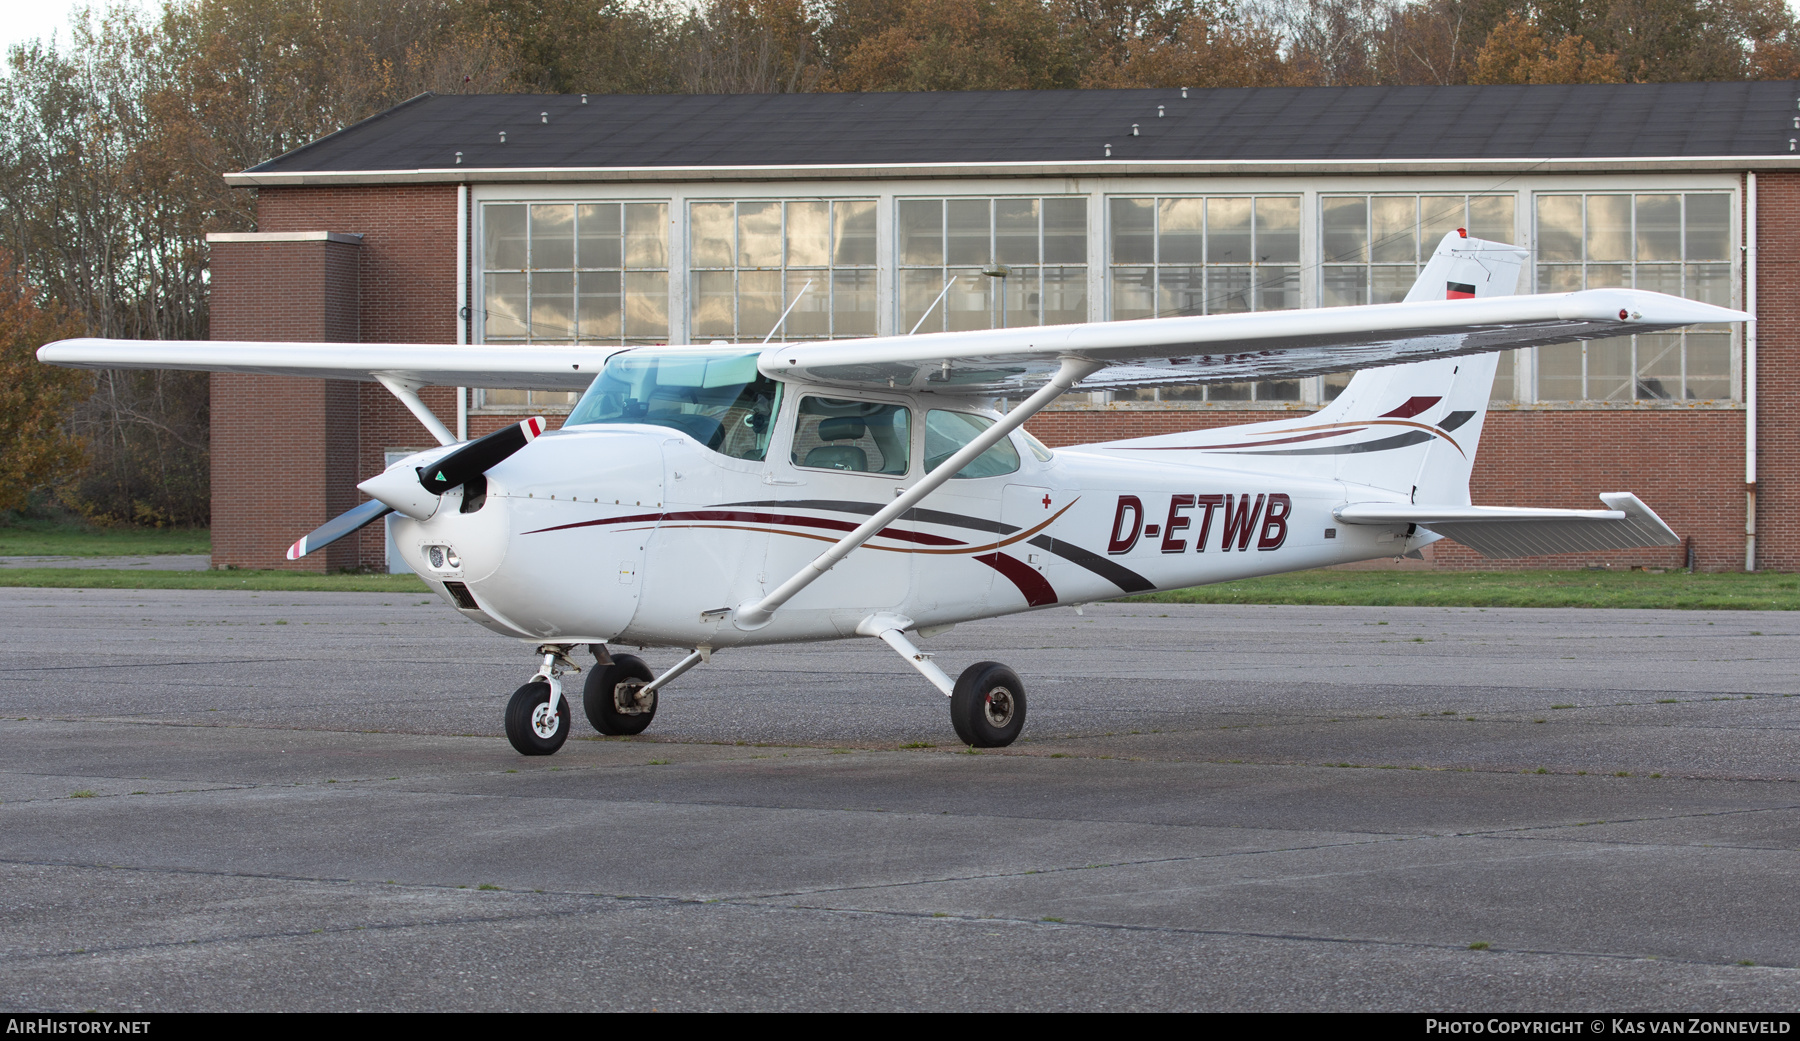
[
  {"xmin": 34, "ymin": 340, "xmax": 617, "ymax": 391},
  {"xmin": 760, "ymin": 289, "xmax": 1746, "ymax": 395},
  {"xmin": 39, "ymin": 294, "xmax": 1742, "ymax": 400},
  {"xmin": 1335, "ymin": 494, "xmax": 1682, "ymax": 558}
]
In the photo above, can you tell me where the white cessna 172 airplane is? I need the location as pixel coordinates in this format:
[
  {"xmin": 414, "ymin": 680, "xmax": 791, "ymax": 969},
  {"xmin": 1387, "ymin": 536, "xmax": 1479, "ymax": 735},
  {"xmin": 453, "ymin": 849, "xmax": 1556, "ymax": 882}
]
[{"xmin": 39, "ymin": 232, "xmax": 1745, "ymax": 754}]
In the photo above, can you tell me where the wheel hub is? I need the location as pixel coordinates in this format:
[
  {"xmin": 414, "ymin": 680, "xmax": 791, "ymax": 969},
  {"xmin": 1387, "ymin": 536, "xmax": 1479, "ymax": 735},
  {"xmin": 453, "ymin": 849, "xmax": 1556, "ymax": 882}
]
[
  {"xmin": 530, "ymin": 702, "xmax": 562, "ymax": 739},
  {"xmin": 615, "ymin": 680, "xmax": 654, "ymax": 716},
  {"xmin": 983, "ymin": 687, "xmax": 1014, "ymax": 728}
]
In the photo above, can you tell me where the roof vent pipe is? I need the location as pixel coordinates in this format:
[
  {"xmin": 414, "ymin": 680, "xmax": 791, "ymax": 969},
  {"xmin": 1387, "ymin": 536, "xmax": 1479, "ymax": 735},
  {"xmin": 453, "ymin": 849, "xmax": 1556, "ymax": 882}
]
[
  {"xmin": 581, "ymin": 94, "xmax": 588, "ymax": 104},
  {"xmin": 1181, "ymin": 87, "xmax": 1188, "ymax": 98},
  {"xmin": 499, "ymin": 131, "xmax": 506, "ymax": 143},
  {"xmin": 455, "ymin": 151, "xmax": 463, "ymax": 164},
  {"xmin": 1131, "ymin": 123, "xmax": 1139, "ymax": 135},
  {"xmin": 1104, "ymin": 143, "xmax": 1111, "ymax": 156},
  {"xmin": 540, "ymin": 111, "xmax": 548, "ymax": 123},
  {"xmin": 1158, "ymin": 105, "xmax": 1165, "ymax": 117}
]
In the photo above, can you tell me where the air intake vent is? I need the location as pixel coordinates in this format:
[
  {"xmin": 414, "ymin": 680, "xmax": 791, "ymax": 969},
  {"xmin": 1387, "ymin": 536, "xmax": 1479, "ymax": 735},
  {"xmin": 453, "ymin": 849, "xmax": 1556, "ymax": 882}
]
[{"xmin": 442, "ymin": 581, "xmax": 480, "ymax": 610}]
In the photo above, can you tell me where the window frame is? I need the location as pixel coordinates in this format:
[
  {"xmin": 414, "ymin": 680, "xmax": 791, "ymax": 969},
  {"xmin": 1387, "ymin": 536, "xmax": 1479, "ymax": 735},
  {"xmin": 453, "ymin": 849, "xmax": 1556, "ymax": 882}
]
[
  {"xmin": 1105, "ymin": 192, "xmax": 1304, "ymax": 403},
  {"xmin": 895, "ymin": 195, "xmax": 1091, "ymax": 335},
  {"xmin": 1528, "ymin": 190, "xmax": 1738, "ymax": 404},
  {"xmin": 473, "ymin": 197, "xmax": 673, "ymax": 412},
  {"xmin": 687, "ymin": 197, "xmax": 880, "ymax": 344}
]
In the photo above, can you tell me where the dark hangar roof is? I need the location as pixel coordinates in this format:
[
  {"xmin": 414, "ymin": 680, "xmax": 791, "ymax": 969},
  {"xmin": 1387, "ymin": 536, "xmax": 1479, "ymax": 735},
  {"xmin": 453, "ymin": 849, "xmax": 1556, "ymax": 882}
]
[{"xmin": 251, "ymin": 81, "xmax": 1800, "ymax": 173}]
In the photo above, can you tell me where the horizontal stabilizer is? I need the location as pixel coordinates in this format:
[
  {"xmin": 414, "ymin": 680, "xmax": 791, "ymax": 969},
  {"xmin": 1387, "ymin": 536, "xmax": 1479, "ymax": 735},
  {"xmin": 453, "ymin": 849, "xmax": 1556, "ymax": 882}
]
[{"xmin": 1335, "ymin": 493, "xmax": 1681, "ymax": 559}]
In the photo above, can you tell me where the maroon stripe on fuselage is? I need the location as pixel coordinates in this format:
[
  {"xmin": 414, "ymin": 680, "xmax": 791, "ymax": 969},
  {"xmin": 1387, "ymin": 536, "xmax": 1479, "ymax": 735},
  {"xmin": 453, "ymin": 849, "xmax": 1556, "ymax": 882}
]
[
  {"xmin": 1117, "ymin": 427, "xmax": 1366, "ymax": 451},
  {"xmin": 974, "ymin": 552, "xmax": 1058, "ymax": 607},
  {"xmin": 524, "ymin": 509, "xmax": 965, "ymax": 546},
  {"xmin": 1382, "ymin": 396, "xmax": 1442, "ymax": 419}
]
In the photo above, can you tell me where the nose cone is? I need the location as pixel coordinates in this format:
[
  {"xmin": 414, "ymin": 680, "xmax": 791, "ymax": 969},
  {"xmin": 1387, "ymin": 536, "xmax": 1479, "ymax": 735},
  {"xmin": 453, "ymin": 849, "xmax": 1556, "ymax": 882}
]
[{"xmin": 357, "ymin": 442, "xmax": 463, "ymax": 520}]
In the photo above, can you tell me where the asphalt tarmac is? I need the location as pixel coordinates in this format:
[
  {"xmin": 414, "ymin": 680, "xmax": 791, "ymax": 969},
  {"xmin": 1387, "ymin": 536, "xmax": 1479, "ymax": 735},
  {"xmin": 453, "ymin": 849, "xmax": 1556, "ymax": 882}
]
[{"xmin": 1, "ymin": 588, "xmax": 1797, "ymax": 1011}]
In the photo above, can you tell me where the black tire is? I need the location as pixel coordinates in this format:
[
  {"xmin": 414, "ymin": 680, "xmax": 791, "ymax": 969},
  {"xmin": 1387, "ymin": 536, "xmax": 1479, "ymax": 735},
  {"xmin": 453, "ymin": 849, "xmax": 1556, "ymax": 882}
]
[
  {"xmin": 504, "ymin": 680, "xmax": 571, "ymax": 756},
  {"xmin": 950, "ymin": 661, "xmax": 1026, "ymax": 748},
  {"xmin": 584, "ymin": 654, "xmax": 658, "ymax": 736}
]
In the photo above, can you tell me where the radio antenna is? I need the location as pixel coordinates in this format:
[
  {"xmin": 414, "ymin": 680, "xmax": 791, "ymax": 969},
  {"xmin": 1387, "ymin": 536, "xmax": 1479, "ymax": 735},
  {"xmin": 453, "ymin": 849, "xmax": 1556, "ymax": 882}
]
[
  {"xmin": 763, "ymin": 279, "xmax": 814, "ymax": 344},
  {"xmin": 908, "ymin": 276, "xmax": 958, "ymax": 336}
]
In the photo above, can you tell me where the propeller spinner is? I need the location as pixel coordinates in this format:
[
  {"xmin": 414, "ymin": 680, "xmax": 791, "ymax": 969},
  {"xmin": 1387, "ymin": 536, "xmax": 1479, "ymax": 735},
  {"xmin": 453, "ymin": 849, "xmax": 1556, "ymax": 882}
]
[{"xmin": 286, "ymin": 416, "xmax": 547, "ymax": 561}]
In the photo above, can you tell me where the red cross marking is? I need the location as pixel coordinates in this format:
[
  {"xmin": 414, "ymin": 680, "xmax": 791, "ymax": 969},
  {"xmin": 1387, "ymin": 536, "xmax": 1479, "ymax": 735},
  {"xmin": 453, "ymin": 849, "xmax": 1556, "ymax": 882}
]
[{"xmin": 1041, "ymin": 494, "xmax": 1052, "ymax": 509}]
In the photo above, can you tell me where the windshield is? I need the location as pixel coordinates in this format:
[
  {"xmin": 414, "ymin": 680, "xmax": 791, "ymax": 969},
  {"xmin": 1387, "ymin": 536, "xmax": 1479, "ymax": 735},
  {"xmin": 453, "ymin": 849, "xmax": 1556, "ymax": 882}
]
[{"xmin": 567, "ymin": 349, "xmax": 782, "ymax": 460}]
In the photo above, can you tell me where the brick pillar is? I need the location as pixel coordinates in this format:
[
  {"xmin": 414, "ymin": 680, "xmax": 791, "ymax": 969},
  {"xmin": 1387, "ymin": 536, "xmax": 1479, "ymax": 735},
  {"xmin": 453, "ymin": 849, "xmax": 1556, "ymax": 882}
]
[
  {"xmin": 1755, "ymin": 172, "xmax": 1799, "ymax": 571},
  {"xmin": 207, "ymin": 232, "xmax": 363, "ymax": 571}
]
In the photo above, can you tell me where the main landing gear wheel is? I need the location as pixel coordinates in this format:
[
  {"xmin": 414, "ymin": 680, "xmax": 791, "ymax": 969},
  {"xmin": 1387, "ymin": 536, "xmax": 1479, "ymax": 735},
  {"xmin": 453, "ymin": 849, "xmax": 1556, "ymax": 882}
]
[
  {"xmin": 951, "ymin": 661, "xmax": 1026, "ymax": 748},
  {"xmin": 505, "ymin": 680, "xmax": 571, "ymax": 756},
  {"xmin": 584, "ymin": 653, "xmax": 658, "ymax": 736}
]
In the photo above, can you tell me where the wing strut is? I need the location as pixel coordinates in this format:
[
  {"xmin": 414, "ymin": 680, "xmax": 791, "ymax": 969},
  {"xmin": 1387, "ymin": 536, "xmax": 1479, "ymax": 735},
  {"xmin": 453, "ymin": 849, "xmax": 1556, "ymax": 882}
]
[
  {"xmin": 732, "ymin": 356, "xmax": 1101, "ymax": 631},
  {"xmin": 376, "ymin": 373, "xmax": 457, "ymax": 446}
]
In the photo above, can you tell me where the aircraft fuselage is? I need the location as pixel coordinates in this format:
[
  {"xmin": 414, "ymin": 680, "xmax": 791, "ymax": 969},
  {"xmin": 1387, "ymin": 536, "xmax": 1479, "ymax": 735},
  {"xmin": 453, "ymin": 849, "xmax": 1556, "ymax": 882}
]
[{"xmin": 391, "ymin": 385, "xmax": 1422, "ymax": 649}]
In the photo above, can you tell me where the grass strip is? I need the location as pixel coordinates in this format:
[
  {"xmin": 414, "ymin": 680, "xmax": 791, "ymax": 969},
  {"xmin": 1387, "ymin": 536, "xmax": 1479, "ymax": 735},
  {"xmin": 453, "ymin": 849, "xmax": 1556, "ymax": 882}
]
[
  {"xmin": 0, "ymin": 523, "xmax": 209, "ymax": 557},
  {"xmin": 0, "ymin": 568, "xmax": 429, "ymax": 592},
  {"xmin": 1126, "ymin": 569, "xmax": 1800, "ymax": 610}
]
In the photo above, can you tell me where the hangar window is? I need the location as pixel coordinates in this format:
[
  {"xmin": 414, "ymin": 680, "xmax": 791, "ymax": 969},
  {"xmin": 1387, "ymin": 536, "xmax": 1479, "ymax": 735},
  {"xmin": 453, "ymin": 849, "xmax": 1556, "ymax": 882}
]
[
  {"xmin": 1532, "ymin": 193, "xmax": 1733, "ymax": 402},
  {"xmin": 479, "ymin": 200, "xmax": 671, "ymax": 410},
  {"xmin": 1108, "ymin": 195, "xmax": 1300, "ymax": 402},
  {"xmin": 1319, "ymin": 193, "xmax": 1518, "ymax": 402},
  {"xmin": 898, "ymin": 197, "xmax": 1089, "ymax": 334},
  {"xmin": 689, "ymin": 199, "xmax": 877, "ymax": 342}
]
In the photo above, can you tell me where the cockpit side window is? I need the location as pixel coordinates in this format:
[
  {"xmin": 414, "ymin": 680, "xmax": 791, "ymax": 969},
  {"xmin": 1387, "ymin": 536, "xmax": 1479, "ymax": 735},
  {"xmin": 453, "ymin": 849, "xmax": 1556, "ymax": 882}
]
[
  {"xmin": 567, "ymin": 349, "xmax": 781, "ymax": 460},
  {"xmin": 791, "ymin": 397, "xmax": 911, "ymax": 475},
  {"xmin": 924, "ymin": 409, "xmax": 1022, "ymax": 479}
]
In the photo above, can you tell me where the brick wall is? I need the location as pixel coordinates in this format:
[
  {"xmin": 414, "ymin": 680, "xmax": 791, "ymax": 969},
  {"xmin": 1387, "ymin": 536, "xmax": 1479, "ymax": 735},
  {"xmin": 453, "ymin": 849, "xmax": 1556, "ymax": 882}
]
[
  {"xmin": 209, "ymin": 236, "xmax": 362, "ymax": 571},
  {"xmin": 257, "ymin": 186, "xmax": 464, "ymax": 569}
]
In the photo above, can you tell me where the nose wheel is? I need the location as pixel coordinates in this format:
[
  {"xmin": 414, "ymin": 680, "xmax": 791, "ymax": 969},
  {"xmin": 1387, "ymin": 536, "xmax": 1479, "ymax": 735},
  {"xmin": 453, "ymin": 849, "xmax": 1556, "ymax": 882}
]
[
  {"xmin": 950, "ymin": 661, "xmax": 1026, "ymax": 748},
  {"xmin": 504, "ymin": 680, "xmax": 571, "ymax": 755}
]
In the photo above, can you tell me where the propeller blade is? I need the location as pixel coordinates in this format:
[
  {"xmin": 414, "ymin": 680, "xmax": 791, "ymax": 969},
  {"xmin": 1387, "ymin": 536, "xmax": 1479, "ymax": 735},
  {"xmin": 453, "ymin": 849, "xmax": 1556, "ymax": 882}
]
[
  {"xmin": 418, "ymin": 416, "xmax": 546, "ymax": 495},
  {"xmin": 287, "ymin": 499, "xmax": 395, "ymax": 560}
]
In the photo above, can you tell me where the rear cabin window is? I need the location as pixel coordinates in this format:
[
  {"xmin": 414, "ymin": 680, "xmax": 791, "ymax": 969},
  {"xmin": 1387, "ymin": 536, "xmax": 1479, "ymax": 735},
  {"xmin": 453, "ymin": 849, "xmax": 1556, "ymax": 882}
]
[
  {"xmin": 566, "ymin": 349, "xmax": 781, "ymax": 460},
  {"xmin": 791, "ymin": 397, "xmax": 911, "ymax": 475},
  {"xmin": 925, "ymin": 410, "xmax": 1021, "ymax": 479}
]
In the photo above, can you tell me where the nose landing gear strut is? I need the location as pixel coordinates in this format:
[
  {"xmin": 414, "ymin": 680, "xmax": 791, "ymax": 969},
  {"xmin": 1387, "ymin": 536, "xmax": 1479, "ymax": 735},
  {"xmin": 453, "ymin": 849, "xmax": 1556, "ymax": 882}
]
[{"xmin": 503, "ymin": 645, "xmax": 582, "ymax": 756}]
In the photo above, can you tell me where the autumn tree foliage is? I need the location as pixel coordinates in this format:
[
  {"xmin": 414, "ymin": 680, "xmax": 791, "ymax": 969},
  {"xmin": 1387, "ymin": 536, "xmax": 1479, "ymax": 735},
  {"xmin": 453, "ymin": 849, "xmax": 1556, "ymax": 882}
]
[
  {"xmin": 1470, "ymin": 12, "xmax": 1625, "ymax": 83},
  {"xmin": 0, "ymin": 256, "xmax": 87, "ymax": 515},
  {"xmin": 3, "ymin": 0, "xmax": 1799, "ymax": 524}
]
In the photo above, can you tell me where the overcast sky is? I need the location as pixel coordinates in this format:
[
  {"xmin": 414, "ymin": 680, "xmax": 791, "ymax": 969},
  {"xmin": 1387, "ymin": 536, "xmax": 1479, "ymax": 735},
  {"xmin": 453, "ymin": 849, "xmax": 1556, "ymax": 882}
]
[{"xmin": 0, "ymin": 0, "xmax": 149, "ymax": 60}]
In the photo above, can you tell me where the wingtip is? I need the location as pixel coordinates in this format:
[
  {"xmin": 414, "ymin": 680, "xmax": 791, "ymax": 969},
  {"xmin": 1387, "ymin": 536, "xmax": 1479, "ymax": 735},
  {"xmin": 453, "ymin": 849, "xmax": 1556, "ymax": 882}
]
[{"xmin": 286, "ymin": 539, "xmax": 306, "ymax": 560}]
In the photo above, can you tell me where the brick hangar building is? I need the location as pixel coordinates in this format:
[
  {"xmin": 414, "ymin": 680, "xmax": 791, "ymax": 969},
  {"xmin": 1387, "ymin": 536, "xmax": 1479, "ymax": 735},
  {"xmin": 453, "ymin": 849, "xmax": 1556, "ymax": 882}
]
[{"xmin": 208, "ymin": 82, "xmax": 1799, "ymax": 573}]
